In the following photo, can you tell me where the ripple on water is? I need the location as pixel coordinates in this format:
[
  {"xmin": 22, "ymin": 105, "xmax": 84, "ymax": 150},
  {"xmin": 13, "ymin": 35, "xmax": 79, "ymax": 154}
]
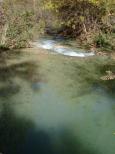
[{"xmin": 33, "ymin": 38, "xmax": 95, "ymax": 57}]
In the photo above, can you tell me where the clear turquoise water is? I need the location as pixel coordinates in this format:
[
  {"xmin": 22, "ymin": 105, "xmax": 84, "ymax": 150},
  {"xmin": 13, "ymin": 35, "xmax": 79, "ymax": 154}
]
[{"xmin": 0, "ymin": 48, "xmax": 115, "ymax": 154}]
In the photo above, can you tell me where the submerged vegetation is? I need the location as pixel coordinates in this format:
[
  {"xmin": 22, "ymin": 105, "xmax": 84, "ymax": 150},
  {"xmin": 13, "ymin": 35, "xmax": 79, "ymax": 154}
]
[{"xmin": 0, "ymin": 0, "xmax": 114, "ymax": 51}]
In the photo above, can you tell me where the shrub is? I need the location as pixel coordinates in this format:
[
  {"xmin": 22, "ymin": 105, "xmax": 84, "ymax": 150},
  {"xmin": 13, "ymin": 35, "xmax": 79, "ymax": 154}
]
[
  {"xmin": 0, "ymin": 44, "xmax": 9, "ymax": 51},
  {"xmin": 94, "ymin": 33, "xmax": 115, "ymax": 51},
  {"xmin": 94, "ymin": 34, "xmax": 109, "ymax": 47},
  {"xmin": 0, "ymin": 1, "xmax": 45, "ymax": 49}
]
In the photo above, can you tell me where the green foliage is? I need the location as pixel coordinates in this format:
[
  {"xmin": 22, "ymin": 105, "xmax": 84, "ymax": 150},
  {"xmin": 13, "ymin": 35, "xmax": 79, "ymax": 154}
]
[
  {"xmin": 94, "ymin": 33, "xmax": 115, "ymax": 51},
  {"xmin": 50, "ymin": 0, "xmax": 106, "ymax": 27},
  {"xmin": 0, "ymin": 44, "xmax": 9, "ymax": 51},
  {"xmin": 94, "ymin": 34, "xmax": 109, "ymax": 47},
  {"xmin": 0, "ymin": 0, "xmax": 114, "ymax": 52},
  {"xmin": 6, "ymin": 11, "xmax": 36, "ymax": 48},
  {"xmin": 46, "ymin": 0, "xmax": 115, "ymax": 51},
  {"xmin": 0, "ymin": 0, "xmax": 45, "ymax": 49}
]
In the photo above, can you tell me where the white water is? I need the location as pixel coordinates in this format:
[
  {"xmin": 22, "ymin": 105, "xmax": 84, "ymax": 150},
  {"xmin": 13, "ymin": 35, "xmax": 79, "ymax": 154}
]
[{"xmin": 33, "ymin": 39, "xmax": 95, "ymax": 57}]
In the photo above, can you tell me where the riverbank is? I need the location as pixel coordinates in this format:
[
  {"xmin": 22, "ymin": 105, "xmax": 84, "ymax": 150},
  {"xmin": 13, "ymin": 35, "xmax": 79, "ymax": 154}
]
[
  {"xmin": 0, "ymin": 36, "xmax": 115, "ymax": 66},
  {"xmin": 0, "ymin": 45, "xmax": 115, "ymax": 65},
  {"xmin": 0, "ymin": 33, "xmax": 115, "ymax": 59}
]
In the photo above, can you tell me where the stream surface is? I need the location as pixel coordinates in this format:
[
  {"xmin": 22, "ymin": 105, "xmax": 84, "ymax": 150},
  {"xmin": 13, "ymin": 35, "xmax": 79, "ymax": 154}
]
[
  {"xmin": 0, "ymin": 38, "xmax": 115, "ymax": 154},
  {"xmin": 33, "ymin": 37, "xmax": 95, "ymax": 57}
]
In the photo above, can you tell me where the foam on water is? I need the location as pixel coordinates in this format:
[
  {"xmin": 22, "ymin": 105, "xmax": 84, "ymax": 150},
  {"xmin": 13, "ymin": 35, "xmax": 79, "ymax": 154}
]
[{"xmin": 33, "ymin": 39, "xmax": 95, "ymax": 57}]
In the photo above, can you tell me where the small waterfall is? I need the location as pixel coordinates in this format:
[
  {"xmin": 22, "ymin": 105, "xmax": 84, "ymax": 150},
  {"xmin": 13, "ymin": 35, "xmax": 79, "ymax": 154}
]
[{"xmin": 33, "ymin": 38, "xmax": 95, "ymax": 57}]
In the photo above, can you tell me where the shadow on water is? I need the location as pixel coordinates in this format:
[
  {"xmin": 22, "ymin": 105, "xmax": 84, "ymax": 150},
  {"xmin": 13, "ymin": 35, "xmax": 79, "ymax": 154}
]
[
  {"xmin": 0, "ymin": 92, "xmax": 97, "ymax": 154},
  {"xmin": 0, "ymin": 82, "xmax": 20, "ymax": 98},
  {"xmin": 0, "ymin": 62, "xmax": 97, "ymax": 154},
  {"xmin": 0, "ymin": 52, "xmax": 114, "ymax": 154},
  {"xmin": 0, "ymin": 102, "xmax": 55, "ymax": 154},
  {"xmin": 0, "ymin": 60, "xmax": 53, "ymax": 153},
  {"xmin": 0, "ymin": 102, "xmax": 97, "ymax": 154},
  {"xmin": 0, "ymin": 61, "xmax": 40, "ymax": 82},
  {"xmin": 0, "ymin": 71, "xmax": 53, "ymax": 154},
  {"xmin": 0, "ymin": 102, "xmax": 34, "ymax": 154},
  {"xmin": 55, "ymin": 129, "xmax": 97, "ymax": 154},
  {"xmin": 65, "ymin": 58, "xmax": 115, "ymax": 98},
  {"xmin": 0, "ymin": 59, "xmax": 43, "ymax": 98}
]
